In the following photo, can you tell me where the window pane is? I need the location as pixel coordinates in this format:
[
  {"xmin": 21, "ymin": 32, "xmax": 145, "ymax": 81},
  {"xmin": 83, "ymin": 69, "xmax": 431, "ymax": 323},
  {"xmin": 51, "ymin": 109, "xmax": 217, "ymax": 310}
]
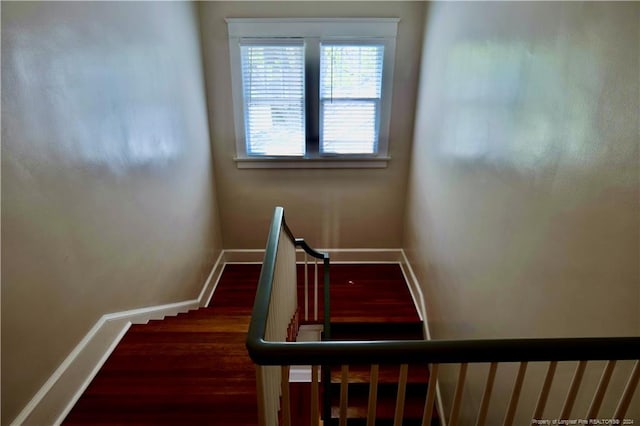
[
  {"xmin": 322, "ymin": 101, "xmax": 377, "ymax": 154},
  {"xmin": 320, "ymin": 45, "xmax": 384, "ymax": 99},
  {"xmin": 320, "ymin": 44, "xmax": 383, "ymax": 154},
  {"xmin": 241, "ymin": 44, "xmax": 305, "ymax": 156}
]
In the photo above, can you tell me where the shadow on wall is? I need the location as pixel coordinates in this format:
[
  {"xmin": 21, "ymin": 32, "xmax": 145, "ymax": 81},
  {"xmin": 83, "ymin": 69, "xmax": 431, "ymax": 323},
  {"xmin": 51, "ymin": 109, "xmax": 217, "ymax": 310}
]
[
  {"xmin": 9, "ymin": 30, "xmax": 187, "ymax": 174},
  {"xmin": 439, "ymin": 41, "xmax": 607, "ymax": 173}
]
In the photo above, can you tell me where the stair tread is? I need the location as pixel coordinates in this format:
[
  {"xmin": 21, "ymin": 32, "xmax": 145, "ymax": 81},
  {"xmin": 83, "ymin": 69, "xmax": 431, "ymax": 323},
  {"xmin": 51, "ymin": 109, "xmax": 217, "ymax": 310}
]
[{"xmin": 129, "ymin": 315, "xmax": 249, "ymax": 333}]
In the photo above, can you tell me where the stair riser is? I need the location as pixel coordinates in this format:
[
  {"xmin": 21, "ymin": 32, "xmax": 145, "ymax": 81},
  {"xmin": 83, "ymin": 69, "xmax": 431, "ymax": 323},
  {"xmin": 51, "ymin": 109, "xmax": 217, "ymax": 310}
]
[{"xmin": 329, "ymin": 322, "xmax": 424, "ymax": 341}]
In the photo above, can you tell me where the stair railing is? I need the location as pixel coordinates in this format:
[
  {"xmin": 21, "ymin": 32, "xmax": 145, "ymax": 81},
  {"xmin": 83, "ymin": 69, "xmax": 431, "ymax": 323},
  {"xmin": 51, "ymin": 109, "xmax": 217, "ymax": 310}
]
[
  {"xmin": 248, "ymin": 206, "xmax": 330, "ymax": 426},
  {"xmin": 247, "ymin": 207, "xmax": 640, "ymax": 426}
]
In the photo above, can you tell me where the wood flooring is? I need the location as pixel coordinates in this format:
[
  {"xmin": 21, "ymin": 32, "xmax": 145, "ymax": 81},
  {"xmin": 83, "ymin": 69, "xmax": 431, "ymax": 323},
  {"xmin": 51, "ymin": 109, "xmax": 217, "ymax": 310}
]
[{"xmin": 64, "ymin": 263, "xmax": 424, "ymax": 425}]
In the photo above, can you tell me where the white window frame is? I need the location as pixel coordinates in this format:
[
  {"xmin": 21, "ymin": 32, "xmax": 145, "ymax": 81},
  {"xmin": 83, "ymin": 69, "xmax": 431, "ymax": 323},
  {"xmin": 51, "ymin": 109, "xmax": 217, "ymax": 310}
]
[{"xmin": 226, "ymin": 18, "xmax": 399, "ymax": 169}]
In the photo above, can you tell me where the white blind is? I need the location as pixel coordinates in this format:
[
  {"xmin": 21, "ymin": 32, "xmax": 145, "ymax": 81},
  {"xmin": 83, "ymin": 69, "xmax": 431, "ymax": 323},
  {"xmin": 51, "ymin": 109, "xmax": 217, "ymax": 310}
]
[
  {"xmin": 320, "ymin": 44, "xmax": 384, "ymax": 154},
  {"xmin": 241, "ymin": 42, "xmax": 305, "ymax": 156}
]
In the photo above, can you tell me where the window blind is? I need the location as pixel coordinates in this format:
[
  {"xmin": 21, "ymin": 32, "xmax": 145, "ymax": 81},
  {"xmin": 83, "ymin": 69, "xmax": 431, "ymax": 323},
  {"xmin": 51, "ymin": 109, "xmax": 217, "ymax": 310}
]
[
  {"xmin": 320, "ymin": 44, "xmax": 384, "ymax": 154},
  {"xmin": 240, "ymin": 42, "xmax": 305, "ymax": 156}
]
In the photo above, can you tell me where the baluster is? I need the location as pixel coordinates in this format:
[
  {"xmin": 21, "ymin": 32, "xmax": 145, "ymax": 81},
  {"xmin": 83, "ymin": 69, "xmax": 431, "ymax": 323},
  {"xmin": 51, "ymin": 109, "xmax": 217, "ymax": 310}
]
[
  {"xmin": 269, "ymin": 366, "xmax": 279, "ymax": 426},
  {"xmin": 394, "ymin": 364, "xmax": 409, "ymax": 426},
  {"xmin": 533, "ymin": 361, "xmax": 557, "ymax": 420},
  {"xmin": 421, "ymin": 363, "xmax": 439, "ymax": 426},
  {"xmin": 560, "ymin": 361, "xmax": 587, "ymax": 420},
  {"xmin": 503, "ymin": 362, "xmax": 528, "ymax": 426},
  {"xmin": 613, "ymin": 360, "xmax": 640, "ymax": 420},
  {"xmin": 586, "ymin": 360, "xmax": 616, "ymax": 419},
  {"xmin": 449, "ymin": 363, "xmax": 468, "ymax": 426},
  {"xmin": 476, "ymin": 363, "xmax": 498, "ymax": 426}
]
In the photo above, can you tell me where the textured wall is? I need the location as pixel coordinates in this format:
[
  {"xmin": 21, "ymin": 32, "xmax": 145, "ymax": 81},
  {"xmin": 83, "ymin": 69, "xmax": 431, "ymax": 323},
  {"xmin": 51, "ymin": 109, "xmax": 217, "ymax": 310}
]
[
  {"xmin": 199, "ymin": 1, "xmax": 425, "ymax": 249},
  {"xmin": 1, "ymin": 2, "xmax": 221, "ymax": 423},
  {"xmin": 404, "ymin": 2, "xmax": 639, "ymax": 423}
]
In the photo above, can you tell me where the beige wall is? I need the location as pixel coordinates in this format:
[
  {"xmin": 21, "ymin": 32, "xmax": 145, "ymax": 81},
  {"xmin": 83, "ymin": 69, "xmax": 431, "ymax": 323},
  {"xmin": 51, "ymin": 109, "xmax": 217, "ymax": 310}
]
[
  {"xmin": 404, "ymin": 2, "xmax": 639, "ymax": 423},
  {"xmin": 1, "ymin": 2, "xmax": 222, "ymax": 423},
  {"xmin": 199, "ymin": 1, "xmax": 425, "ymax": 249}
]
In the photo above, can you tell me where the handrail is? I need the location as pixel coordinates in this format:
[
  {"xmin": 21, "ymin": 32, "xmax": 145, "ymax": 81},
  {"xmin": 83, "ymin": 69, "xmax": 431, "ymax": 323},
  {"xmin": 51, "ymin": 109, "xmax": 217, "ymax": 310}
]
[
  {"xmin": 247, "ymin": 335, "xmax": 640, "ymax": 366},
  {"xmin": 246, "ymin": 207, "xmax": 640, "ymax": 366}
]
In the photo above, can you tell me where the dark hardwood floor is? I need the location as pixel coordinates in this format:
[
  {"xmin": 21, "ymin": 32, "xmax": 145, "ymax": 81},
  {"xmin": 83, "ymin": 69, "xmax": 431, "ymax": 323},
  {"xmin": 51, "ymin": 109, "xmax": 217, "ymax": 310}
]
[
  {"xmin": 64, "ymin": 263, "xmax": 422, "ymax": 425},
  {"xmin": 325, "ymin": 264, "xmax": 421, "ymax": 325}
]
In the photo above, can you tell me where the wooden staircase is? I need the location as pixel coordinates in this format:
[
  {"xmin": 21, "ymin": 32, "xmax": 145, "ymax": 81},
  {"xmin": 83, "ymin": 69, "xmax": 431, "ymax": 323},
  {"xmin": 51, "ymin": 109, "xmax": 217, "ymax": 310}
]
[
  {"xmin": 65, "ymin": 263, "xmax": 438, "ymax": 425},
  {"xmin": 64, "ymin": 264, "xmax": 261, "ymax": 425}
]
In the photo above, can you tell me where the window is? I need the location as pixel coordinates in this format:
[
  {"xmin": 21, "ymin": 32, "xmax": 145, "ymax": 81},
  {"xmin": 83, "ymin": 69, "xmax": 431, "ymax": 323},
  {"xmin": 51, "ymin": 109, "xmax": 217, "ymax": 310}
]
[{"xmin": 227, "ymin": 18, "xmax": 399, "ymax": 168}]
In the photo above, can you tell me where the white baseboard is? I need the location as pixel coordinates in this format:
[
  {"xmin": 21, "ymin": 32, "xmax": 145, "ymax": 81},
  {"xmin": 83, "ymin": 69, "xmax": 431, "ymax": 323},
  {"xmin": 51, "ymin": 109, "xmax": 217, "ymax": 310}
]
[
  {"xmin": 11, "ymin": 251, "xmax": 225, "ymax": 426},
  {"xmin": 399, "ymin": 249, "xmax": 447, "ymax": 426},
  {"xmin": 53, "ymin": 321, "xmax": 132, "ymax": 425},
  {"xmin": 398, "ymin": 250, "xmax": 429, "ymax": 337}
]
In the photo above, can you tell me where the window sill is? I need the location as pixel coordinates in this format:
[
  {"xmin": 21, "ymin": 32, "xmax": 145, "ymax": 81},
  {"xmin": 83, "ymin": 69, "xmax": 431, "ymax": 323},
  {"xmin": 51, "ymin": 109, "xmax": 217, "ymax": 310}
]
[{"xmin": 234, "ymin": 156, "xmax": 390, "ymax": 169}]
